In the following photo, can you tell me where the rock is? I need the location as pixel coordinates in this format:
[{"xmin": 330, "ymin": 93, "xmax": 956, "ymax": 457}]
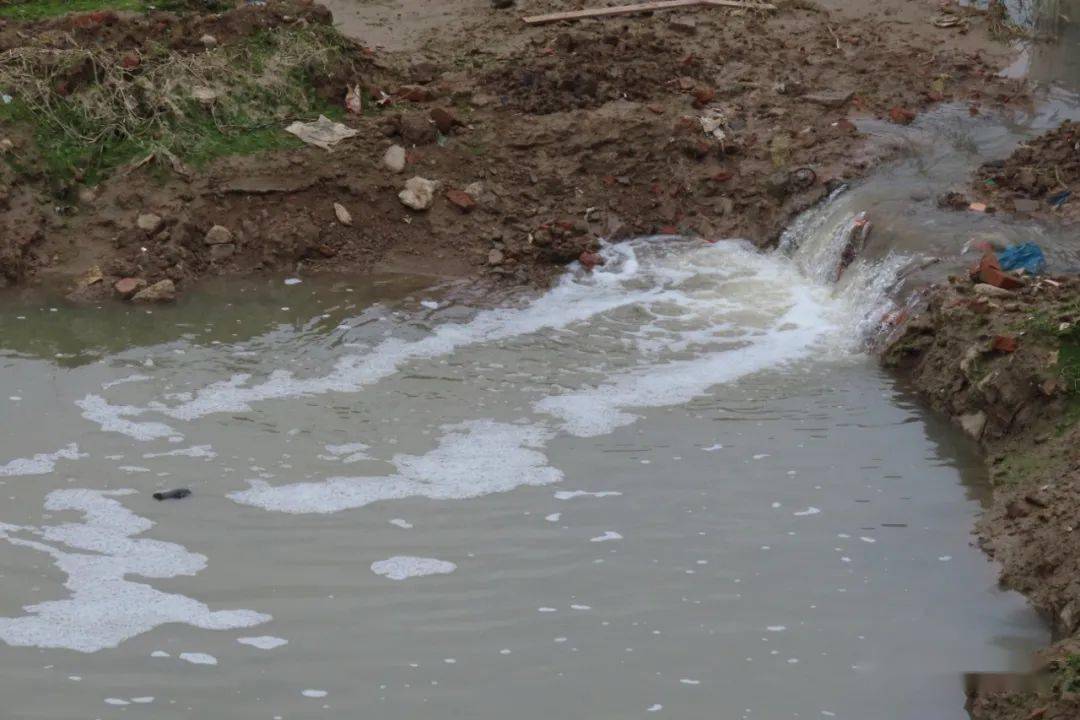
[
  {"xmin": 958, "ymin": 411, "xmax": 987, "ymax": 440},
  {"xmin": 204, "ymin": 225, "xmax": 234, "ymax": 245},
  {"xmin": 334, "ymin": 202, "xmax": 353, "ymax": 226},
  {"xmin": 446, "ymin": 189, "xmax": 476, "ymax": 212},
  {"xmin": 976, "ymin": 252, "xmax": 1024, "ymax": 290},
  {"xmin": 1013, "ymin": 198, "xmax": 1039, "ymax": 213},
  {"xmin": 973, "ymin": 283, "xmax": 1014, "ymax": 298},
  {"xmin": 669, "ymin": 17, "xmax": 697, "ymax": 34},
  {"xmin": 383, "ymin": 144, "xmax": 406, "ymax": 172},
  {"xmin": 488, "ymin": 248, "xmax": 505, "ymax": 266},
  {"xmin": 804, "ymin": 91, "xmax": 854, "ymax": 108},
  {"xmin": 579, "ymin": 251, "xmax": 604, "ymax": 270},
  {"xmin": 888, "ymin": 106, "xmax": 916, "ymax": 125},
  {"xmin": 397, "ymin": 85, "xmax": 434, "ymax": 102},
  {"xmin": 136, "ymin": 213, "xmax": 163, "ymax": 234},
  {"xmin": 77, "ymin": 186, "xmax": 97, "ymax": 204},
  {"xmin": 132, "ymin": 279, "xmax": 176, "ymax": 303},
  {"xmin": 400, "ymin": 113, "xmax": 437, "ymax": 145},
  {"xmin": 464, "ymin": 181, "xmax": 485, "ymax": 198},
  {"xmin": 991, "ymin": 335, "xmax": 1019, "ymax": 353},
  {"xmin": 76, "ymin": 265, "xmax": 104, "ymax": 288},
  {"xmin": 399, "ymin": 176, "xmax": 438, "ymax": 210},
  {"xmin": 430, "ymin": 107, "xmax": 459, "ymax": 134},
  {"xmin": 199, "ymin": 34, "xmax": 217, "ymax": 49},
  {"xmin": 0, "ymin": 138, "xmax": 14, "ymax": 154},
  {"xmin": 114, "ymin": 277, "xmax": 146, "ymax": 298},
  {"xmin": 209, "ymin": 243, "xmax": 235, "ymax": 261}
]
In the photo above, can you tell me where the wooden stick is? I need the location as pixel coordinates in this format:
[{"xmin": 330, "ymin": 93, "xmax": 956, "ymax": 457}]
[{"xmin": 523, "ymin": 0, "xmax": 776, "ymax": 26}]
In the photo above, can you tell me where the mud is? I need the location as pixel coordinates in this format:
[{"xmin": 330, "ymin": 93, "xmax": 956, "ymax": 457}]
[
  {"xmin": 0, "ymin": 0, "xmax": 1024, "ymax": 301},
  {"xmin": 883, "ymin": 269, "xmax": 1080, "ymax": 719},
  {"xmin": 973, "ymin": 119, "xmax": 1080, "ymax": 225}
]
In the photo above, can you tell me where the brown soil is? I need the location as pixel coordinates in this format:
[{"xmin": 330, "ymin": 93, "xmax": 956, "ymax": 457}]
[
  {"xmin": 883, "ymin": 271, "xmax": 1080, "ymax": 719},
  {"xmin": 0, "ymin": 0, "xmax": 1024, "ymax": 302},
  {"xmin": 974, "ymin": 119, "xmax": 1080, "ymax": 226}
]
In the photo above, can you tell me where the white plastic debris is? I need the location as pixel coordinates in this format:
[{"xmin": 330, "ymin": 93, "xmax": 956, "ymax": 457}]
[{"xmin": 284, "ymin": 115, "xmax": 358, "ymax": 151}]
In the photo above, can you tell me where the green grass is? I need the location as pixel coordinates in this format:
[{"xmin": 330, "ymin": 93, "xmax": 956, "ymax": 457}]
[
  {"xmin": 0, "ymin": 0, "xmax": 229, "ymax": 20},
  {"xmin": 0, "ymin": 0, "xmax": 143, "ymax": 21},
  {"xmin": 1059, "ymin": 654, "xmax": 1080, "ymax": 693},
  {"xmin": 0, "ymin": 25, "xmax": 354, "ymax": 189}
]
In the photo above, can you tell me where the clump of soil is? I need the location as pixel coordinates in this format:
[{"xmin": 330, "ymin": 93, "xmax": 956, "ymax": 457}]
[
  {"xmin": 883, "ymin": 270, "xmax": 1080, "ymax": 720},
  {"xmin": 974, "ymin": 120, "xmax": 1079, "ymax": 222}
]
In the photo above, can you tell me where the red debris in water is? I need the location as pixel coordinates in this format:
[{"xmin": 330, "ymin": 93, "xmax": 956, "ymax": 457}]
[{"xmin": 579, "ymin": 251, "xmax": 604, "ymax": 270}]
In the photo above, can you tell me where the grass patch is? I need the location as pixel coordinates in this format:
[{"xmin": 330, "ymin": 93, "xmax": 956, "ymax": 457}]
[
  {"xmin": 1023, "ymin": 302, "xmax": 1080, "ymax": 395},
  {"xmin": 0, "ymin": 0, "xmax": 143, "ymax": 21},
  {"xmin": 0, "ymin": 0, "xmax": 229, "ymax": 21},
  {"xmin": 0, "ymin": 23, "xmax": 356, "ymax": 187},
  {"xmin": 1058, "ymin": 654, "xmax": 1080, "ymax": 694}
]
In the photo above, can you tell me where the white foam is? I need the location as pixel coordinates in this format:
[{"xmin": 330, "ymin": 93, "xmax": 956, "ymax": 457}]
[
  {"xmin": 535, "ymin": 246, "xmax": 838, "ymax": 437},
  {"xmin": 179, "ymin": 652, "xmax": 218, "ymax": 665},
  {"xmin": 590, "ymin": 531, "xmax": 622, "ymax": 543},
  {"xmin": 131, "ymin": 697, "xmax": 155, "ymax": 704},
  {"xmin": 0, "ymin": 443, "xmax": 85, "ymax": 477},
  {"xmin": 389, "ymin": 518, "xmax": 413, "ymax": 529},
  {"xmin": 284, "ymin": 278, "xmax": 302, "ymax": 286},
  {"xmin": 0, "ymin": 489, "xmax": 268, "ymax": 653},
  {"xmin": 77, "ymin": 243, "xmax": 676, "ymax": 431},
  {"xmin": 766, "ymin": 625, "xmax": 787, "ymax": 632},
  {"xmin": 237, "ymin": 636, "xmax": 288, "ymax": 650},
  {"xmin": 554, "ymin": 491, "xmax": 621, "ymax": 501},
  {"xmin": 302, "ymin": 689, "xmax": 328, "ymax": 698},
  {"xmin": 321, "ymin": 442, "xmax": 371, "ymax": 464},
  {"xmin": 679, "ymin": 678, "xmax": 700, "ymax": 686},
  {"xmin": 76, "ymin": 395, "xmax": 180, "ymax": 442},
  {"xmin": 371, "ymin": 556, "xmax": 456, "ymax": 581},
  {"xmin": 102, "ymin": 374, "xmax": 151, "ymax": 390},
  {"xmin": 545, "ymin": 513, "xmax": 561, "ymax": 522},
  {"xmin": 230, "ymin": 420, "xmax": 561, "ymax": 514},
  {"xmin": 648, "ymin": 704, "xmax": 663, "ymax": 712},
  {"xmin": 143, "ymin": 445, "xmax": 217, "ymax": 460},
  {"xmin": 793, "ymin": 507, "xmax": 821, "ymax": 516}
]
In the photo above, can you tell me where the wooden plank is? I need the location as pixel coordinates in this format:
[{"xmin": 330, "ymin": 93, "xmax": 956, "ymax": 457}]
[{"xmin": 522, "ymin": 0, "xmax": 776, "ymax": 26}]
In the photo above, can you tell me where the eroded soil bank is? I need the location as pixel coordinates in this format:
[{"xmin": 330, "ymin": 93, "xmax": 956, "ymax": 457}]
[
  {"xmin": 0, "ymin": 0, "xmax": 1022, "ymax": 301},
  {"xmin": 883, "ymin": 120, "xmax": 1080, "ymax": 719}
]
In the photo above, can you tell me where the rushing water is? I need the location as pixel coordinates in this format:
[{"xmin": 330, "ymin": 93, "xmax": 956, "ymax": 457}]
[{"xmin": 3, "ymin": 7, "xmax": 1080, "ymax": 719}]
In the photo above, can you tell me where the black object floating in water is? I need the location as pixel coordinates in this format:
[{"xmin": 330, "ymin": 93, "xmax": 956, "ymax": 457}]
[{"xmin": 153, "ymin": 488, "xmax": 192, "ymax": 501}]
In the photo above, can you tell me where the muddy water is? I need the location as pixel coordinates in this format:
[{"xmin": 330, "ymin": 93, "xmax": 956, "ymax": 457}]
[{"xmin": 0, "ymin": 237, "xmax": 1049, "ymax": 720}]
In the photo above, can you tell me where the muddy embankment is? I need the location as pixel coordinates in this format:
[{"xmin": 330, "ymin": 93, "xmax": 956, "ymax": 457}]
[
  {"xmin": 0, "ymin": 0, "xmax": 1022, "ymax": 302},
  {"xmin": 883, "ymin": 121, "xmax": 1080, "ymax": 720}
]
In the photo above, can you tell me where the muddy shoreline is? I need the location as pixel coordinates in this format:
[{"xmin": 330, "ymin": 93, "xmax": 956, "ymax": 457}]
[
  {"xmin": 881, "ymin": 225, "xmax": 1080, "ymax": 715},
  {"xmin": 0, "ymin": 0, "xmax": 1023, "ymax": 303}
]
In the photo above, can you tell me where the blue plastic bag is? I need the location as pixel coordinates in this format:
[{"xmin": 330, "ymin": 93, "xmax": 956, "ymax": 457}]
[{"xmin": 997, "ymin": 242, "xmax": 1046, "ymax": 275}]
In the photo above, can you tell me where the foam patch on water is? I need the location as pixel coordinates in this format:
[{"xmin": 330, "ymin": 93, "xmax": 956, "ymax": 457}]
[
  {"xmin": 370, "ymin": 556, "xmax": 457, "ymax": 581},
  {"xmin": 76, "ymin": 395, "xmax": 180, "ymax": 442},
  {"xmin": 76, "ymin": 243, "xmax": 683, "ymax": 430},
  {"xmin": 0, "ymin": 489, "xmax": 269, "ymax": 653},
  {"xmin": 535, "ymin": 244, "xmax": 839, "ymax": 437},
  {"xmin": 237, "ymin": 635, "xmax": 288, "ymax": 650},
  {"xmin": 0, "ymin": 443, "xmax": 85, "ymax": 477},
  {"xmin": 229, "ymin": 420, "xmax": 561, "ymax": 514},
  {"xmin": 143, "ymin": 445, "xmax": 217, "ymax": 460},
  {"xmin": 179, "ymin": 652, "xmax": 217, "ymax": 665},
  {"xmin": 320, "ymin": 442, "xmax": 371, "ymax": 463},
  {"xmin": 554, "ymin": 491, "xmax": 622, "ymax": 501}
]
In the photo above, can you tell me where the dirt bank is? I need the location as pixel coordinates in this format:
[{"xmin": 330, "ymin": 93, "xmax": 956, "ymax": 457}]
[
  {"xmin": 882, "ymin": 254, "xmax": 1080, "ymax": 716},
  {"xmin": 0, "ymin": 0, "xmax": 1022, "ymax": 302},
  {"xmin": 973, "ymin": 119, "xmax": 1080, "ymax": 226}
]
